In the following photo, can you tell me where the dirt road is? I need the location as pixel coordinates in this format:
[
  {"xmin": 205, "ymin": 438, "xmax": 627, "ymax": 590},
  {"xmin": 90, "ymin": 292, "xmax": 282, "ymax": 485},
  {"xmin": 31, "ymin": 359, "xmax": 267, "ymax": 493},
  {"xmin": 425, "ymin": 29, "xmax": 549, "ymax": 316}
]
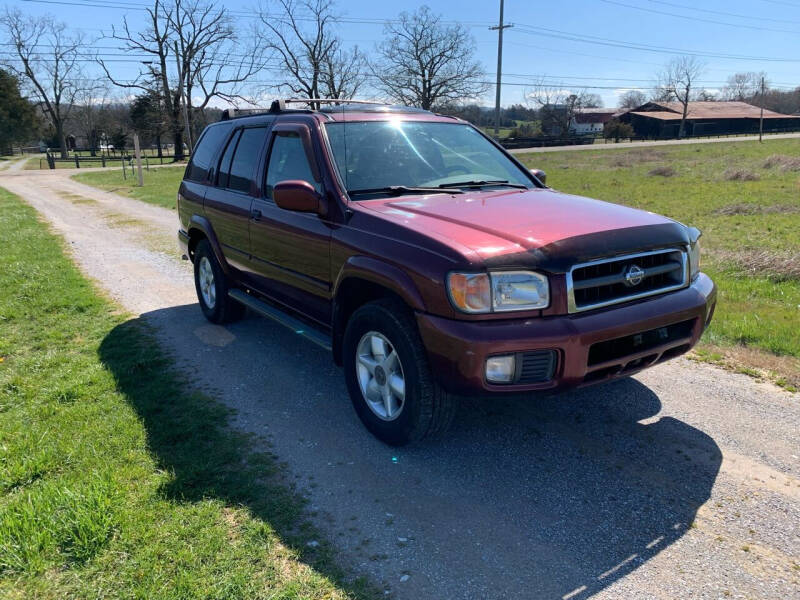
[{"xmin": 2, "ymin": 168, "xmax": 797, "ymax": 600}]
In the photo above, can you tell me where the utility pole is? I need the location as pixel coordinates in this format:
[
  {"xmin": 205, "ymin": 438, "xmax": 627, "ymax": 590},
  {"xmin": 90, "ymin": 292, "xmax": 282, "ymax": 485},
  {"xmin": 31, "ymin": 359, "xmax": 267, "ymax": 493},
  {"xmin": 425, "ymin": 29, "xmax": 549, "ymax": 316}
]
[
  {"xmin": 759, "ymin": 75, "xmax": 765, "ymax": 143},
  {"xmin": 490, "ymin": 0, "xmax": 513, "ymax": 137},
  {"xmin": 174, "ymin": 41, "xmax": 193, "ymax": 154}
]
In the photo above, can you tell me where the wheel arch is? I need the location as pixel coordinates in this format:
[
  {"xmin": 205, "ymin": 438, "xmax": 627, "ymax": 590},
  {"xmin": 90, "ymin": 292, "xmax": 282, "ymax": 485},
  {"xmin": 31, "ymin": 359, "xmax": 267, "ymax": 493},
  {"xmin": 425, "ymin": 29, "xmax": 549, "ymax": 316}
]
[
  {"xmin": 187, "ymin": 215, "xmax": 230, "ymax": 276},
  {"xmin": 331, "ymin": 257, "xmax": 427, "ymax": 366}
]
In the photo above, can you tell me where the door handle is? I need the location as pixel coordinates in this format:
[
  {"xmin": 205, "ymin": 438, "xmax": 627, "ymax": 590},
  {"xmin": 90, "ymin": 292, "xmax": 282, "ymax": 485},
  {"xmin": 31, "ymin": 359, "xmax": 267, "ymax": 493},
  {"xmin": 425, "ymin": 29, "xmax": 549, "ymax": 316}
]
[{"xmin": 250, "ymin": 208, "xmax": 262, "ymax": 221}]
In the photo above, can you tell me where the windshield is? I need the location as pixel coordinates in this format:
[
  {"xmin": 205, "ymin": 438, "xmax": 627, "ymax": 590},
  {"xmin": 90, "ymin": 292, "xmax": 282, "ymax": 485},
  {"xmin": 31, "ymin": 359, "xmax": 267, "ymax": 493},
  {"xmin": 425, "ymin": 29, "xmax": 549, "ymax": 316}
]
[{"xmin": 324, "ymin": 120, "xmax": 533, "ymax": 196}]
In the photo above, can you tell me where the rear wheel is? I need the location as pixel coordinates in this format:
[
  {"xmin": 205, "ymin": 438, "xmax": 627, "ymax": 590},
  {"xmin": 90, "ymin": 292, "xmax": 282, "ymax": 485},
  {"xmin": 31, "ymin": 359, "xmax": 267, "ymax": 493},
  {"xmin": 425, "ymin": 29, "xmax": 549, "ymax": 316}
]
[
  {"xmin": 193, "ymin": 239, "xmax": 244, "ymax": 323},
  {"xmin": 342, "ymin": 299, "xmax": 456, "ymax": 445}
]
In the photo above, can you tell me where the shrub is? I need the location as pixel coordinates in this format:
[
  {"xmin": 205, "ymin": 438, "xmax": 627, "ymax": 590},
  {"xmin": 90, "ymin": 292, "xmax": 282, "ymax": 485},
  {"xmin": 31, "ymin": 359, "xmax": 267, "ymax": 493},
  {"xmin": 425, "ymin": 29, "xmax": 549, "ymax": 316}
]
[{"xmin": 603, "ymin": 119, "xmax": 635, "ymax": 142}]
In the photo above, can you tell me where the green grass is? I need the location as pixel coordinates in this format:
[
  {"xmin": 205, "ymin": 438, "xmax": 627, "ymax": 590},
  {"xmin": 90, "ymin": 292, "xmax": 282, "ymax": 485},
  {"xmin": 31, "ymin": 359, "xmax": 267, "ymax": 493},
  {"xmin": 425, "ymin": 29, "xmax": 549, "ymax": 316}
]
[
  {"xmin": 72, "ymin": 166, "xmax": 186, "ymax": 210},
  {"xmin": 518, "ymin": 138, "xmax": 800, "ymax": 363},
  {"xmin": 0, "ymin": 187, "xmax": 374, "ymax": 598}
]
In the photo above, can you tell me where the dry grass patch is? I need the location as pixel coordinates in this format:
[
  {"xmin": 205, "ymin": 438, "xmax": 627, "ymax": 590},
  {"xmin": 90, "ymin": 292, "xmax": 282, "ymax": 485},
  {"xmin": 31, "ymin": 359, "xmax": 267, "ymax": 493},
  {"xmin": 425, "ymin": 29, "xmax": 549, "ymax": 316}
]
[
  {"xmin": 648, "ymin": 165, "xmax": 676, "ymax": 177},
  {"xmin": 692, "ymin": 344, "xmax": 800, "ymax": 392},
  {"xmin": 609, "ymin": 150, "xmax": 666, "ymax": 168},
  {"xmin": 723, "ymin": 168, "xmax": 760, "ymax": 182},
  {"xmin": 712, "ymin": 248, "xmax": 800, "ymax": 282},
  {"xmin": 713, "ymin": 203, "xmax": 799, "ymax": 216},
  {"xmin": 762, "ymin": 154, "xmax": 800, "ymax": 171}
]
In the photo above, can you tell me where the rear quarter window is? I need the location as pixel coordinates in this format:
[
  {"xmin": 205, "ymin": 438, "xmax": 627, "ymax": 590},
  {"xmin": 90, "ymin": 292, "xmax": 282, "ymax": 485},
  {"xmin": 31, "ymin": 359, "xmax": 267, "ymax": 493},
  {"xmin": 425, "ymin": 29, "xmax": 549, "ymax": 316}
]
[{"xmin": 185, "ymin": 123, "xmax": 232, "ymax": 182}]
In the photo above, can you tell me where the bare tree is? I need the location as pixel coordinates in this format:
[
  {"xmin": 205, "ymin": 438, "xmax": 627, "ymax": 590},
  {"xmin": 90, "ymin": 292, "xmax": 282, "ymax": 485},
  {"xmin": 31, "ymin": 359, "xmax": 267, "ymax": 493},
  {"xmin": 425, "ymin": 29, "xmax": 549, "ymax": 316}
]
[
  {"xmin": 526, "ymin": 82, "xmax": 598, "ymax": 136},
  {"xmin": 256, "ymin": 0, "xmax": 360, "ymax": 105},
  {"xmin": 100, "ymin": 0, "xmax": 185, "ymax": 158},
  {"xmin": 1, "ymin": 9, "xmax": 86, "ymax": 158},
  {"xmin": 656, "ymin": 56, "xmax": 705, "ymax": 137},
  {"xmin": 72, "ymin": 82, "xmax": 110, "ymax": 156},
  {"xmin": 618, "ymin": 90, "xmax": 646, "ymax": 109},
  {"xmin": 722, "ymin": 72, "xmax": 767, "ymax": 102},
  {"xmin": 321, "ymin": 42, "xmax": 367, "ymax": 100},
  {"xmin": 372, "ymin": 6, "xmax": 488, "ymax": 110},
  {"xmin": 169, "ymin": 0, "xmax": 262, "ymax": 137},
  {"xmin": 101, "ymin": 0, "xmax": 262, "ymax": 159},
  {"xmin": 693, "ymin": 88, "xmax": 718, "ymax": 102}
]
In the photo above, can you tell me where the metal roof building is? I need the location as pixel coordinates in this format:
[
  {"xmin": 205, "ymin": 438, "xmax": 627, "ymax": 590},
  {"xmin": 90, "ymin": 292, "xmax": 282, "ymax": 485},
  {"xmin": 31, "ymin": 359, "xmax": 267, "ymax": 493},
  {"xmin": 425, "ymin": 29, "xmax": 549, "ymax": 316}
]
[{"xmin": 620, "ymin": 101, "xmax": 800, "ymax": 138}]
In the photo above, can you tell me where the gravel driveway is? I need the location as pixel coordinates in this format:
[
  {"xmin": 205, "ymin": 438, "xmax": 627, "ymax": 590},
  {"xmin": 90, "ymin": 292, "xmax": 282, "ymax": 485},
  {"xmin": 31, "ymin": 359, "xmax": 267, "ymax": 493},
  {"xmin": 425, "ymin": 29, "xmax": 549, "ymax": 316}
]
[{"xmin": 2, "ymin": 168, "xmax": 798, "ymax": 600}]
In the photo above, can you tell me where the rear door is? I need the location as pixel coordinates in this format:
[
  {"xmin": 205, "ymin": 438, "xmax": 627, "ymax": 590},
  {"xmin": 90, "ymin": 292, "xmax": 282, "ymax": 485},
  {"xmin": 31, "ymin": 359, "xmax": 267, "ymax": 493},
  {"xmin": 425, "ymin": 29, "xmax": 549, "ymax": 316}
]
[
  {"xmin": 203, "ymin": 125, "xmax": 269, "ymax": 270},
  {"xmin": 247, "ymin": 122, "xmax": 332, "ymax": 326}
]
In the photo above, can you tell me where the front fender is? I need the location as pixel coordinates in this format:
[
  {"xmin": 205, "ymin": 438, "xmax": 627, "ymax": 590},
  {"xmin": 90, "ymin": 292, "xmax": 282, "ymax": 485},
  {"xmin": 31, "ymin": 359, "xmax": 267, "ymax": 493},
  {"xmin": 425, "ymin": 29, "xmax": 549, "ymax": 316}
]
[
  {"xmin": 189, "ymin": 215, "xmax": 231, "ymax": 276},
  {"xmin": 334, "ymin": 255, "xmax": 427, "ymax": 312}
]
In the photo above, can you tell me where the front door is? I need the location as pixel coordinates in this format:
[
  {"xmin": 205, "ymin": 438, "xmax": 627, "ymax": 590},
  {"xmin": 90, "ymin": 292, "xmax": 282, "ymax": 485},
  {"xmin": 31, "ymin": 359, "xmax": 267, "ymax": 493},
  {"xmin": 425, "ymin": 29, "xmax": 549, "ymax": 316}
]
[{"xmin": 247, "ymin": 124, "xmax": 332, "ymax": 327}]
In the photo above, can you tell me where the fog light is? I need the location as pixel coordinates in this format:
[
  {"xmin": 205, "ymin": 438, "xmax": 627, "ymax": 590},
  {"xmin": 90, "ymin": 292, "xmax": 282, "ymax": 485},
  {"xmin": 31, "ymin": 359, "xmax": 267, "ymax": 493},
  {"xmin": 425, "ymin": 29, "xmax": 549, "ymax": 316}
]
[{"xmin": 486, "ymin": 355, "xmax": 516, "ymax": 383}]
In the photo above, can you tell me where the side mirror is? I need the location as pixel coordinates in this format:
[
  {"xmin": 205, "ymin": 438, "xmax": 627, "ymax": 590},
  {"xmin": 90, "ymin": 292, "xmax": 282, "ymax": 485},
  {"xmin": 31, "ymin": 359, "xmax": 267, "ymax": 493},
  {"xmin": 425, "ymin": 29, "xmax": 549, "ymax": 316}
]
[
  {"xmin": 530, "ymin": 169, "xmax": 547, "ymax": 186},
  {"xmin": 273, "ymin": 180, "xmax": 324, "ymax": 214}
]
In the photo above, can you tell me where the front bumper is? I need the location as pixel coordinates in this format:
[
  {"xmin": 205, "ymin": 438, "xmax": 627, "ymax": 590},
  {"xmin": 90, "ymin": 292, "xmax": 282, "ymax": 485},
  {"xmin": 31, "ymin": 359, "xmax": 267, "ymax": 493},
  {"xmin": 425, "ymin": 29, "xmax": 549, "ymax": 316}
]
[{"xmin": 416, "ymin": 273, "xmax": 716, "ymax": 395}]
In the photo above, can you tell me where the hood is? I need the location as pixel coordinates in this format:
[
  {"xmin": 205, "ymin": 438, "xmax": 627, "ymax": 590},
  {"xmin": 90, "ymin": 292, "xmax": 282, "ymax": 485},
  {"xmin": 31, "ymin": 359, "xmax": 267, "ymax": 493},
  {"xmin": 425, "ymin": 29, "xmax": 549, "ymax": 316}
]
[{"xmin": 360, "ymin": 188, "xmax": 690, "ymax": 272}]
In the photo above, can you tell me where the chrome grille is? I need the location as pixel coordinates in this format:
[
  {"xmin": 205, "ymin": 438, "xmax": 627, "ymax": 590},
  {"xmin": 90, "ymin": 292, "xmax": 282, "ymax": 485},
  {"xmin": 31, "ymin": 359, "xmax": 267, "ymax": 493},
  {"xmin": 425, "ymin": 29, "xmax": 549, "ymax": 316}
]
[{"xmin": 566, "ymin": 248, "xmax": 688, "ymax": 313}]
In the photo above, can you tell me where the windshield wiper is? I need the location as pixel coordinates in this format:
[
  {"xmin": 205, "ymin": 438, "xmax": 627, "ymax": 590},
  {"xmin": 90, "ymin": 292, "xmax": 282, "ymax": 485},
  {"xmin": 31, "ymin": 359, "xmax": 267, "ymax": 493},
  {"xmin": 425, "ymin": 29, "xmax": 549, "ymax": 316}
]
[
  {"xmin": 348, "ymin": 185, "xmax": 463, "ymax": 197},
  {"xmin": 438, "ymin": 179, "xmax": 528, "ymax": 189}
]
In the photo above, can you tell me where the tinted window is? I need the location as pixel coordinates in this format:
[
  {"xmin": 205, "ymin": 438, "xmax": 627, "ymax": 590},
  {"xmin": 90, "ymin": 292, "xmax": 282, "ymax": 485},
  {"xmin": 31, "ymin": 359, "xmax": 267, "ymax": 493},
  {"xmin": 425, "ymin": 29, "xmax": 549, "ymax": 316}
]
[
  {"xmin": 216, "ymin": 129, "xmax": 240, "ymax": 188},
  {"xmin": 185, "ymin": 123, "xmax": 231, "ymax": 182},
  {"xmin": 228, "ymin": 127, "xmax": 267, "ymax": 193},
  {"xmin": 265, "ymin": 132, "xmax": 320, "ymax": 199}
]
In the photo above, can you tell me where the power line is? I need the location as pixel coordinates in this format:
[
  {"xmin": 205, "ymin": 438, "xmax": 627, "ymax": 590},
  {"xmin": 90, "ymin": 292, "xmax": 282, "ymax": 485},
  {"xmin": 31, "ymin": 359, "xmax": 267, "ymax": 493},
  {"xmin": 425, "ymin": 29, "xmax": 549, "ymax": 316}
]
[
  {"xmin": 644, "ymin": 0, "xmax": 800, "ymax": 26},
  {"xmin": 598, "ymin": 0, "xmax": 800, "ymax": 34},
  {"xmin": 510, "ymin": 25, "xmax": 800, "ymax": 62}
]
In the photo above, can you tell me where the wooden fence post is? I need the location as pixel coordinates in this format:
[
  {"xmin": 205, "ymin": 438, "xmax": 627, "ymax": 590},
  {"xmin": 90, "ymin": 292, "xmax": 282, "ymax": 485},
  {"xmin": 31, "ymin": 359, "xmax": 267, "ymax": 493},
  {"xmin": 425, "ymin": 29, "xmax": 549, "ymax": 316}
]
[{"xmin": 133, "ymin": 134, "xmax": 144, "ymax": 187}]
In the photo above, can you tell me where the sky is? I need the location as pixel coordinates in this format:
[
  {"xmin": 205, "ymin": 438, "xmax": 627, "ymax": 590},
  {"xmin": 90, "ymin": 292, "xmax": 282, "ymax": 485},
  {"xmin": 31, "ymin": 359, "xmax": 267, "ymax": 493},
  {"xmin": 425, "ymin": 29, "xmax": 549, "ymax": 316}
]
[{"xmin": 4, "ymin": 0, "xmax": 800, "ymax": 108}]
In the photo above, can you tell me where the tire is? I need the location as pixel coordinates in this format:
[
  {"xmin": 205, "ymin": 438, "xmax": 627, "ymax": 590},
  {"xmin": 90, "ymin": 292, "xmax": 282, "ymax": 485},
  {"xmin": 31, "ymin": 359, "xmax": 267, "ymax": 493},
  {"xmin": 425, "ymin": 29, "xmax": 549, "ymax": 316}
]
[
  {"xmin": 342, "ymin": 298, "xmax": 456, "ymax": 445},
  {"xmin": 193, "ymin": 239, "xmax": 244, "ymax": 324}
]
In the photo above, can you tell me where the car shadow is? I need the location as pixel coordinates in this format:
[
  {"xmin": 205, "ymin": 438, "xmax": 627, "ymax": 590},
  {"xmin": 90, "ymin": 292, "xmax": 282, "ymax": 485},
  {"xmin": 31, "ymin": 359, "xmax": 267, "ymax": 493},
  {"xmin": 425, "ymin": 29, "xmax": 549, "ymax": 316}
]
[{"xmin": 100, "ymin": 304, "xmax": 721, "ymax": 599}]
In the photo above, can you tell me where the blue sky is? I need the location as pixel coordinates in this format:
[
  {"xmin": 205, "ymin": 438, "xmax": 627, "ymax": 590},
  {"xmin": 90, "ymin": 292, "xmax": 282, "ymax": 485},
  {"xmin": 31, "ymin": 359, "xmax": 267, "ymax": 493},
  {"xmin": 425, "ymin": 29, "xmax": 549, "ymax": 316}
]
[{"xmin": 6, "ymin": 0, "xmax": 800, "ymax": 107}]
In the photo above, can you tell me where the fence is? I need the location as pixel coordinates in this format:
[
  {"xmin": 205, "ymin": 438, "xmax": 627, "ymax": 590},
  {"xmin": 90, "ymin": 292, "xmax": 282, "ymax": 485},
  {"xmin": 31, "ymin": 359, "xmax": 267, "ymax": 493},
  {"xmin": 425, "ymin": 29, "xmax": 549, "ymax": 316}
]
[
  {"xmin": 40, "ymin": 151, "xmax": 189, "ymax": 170},
  {"xmin": 498, "ymin": 126, "xmax": 800, "ymax": 150}
]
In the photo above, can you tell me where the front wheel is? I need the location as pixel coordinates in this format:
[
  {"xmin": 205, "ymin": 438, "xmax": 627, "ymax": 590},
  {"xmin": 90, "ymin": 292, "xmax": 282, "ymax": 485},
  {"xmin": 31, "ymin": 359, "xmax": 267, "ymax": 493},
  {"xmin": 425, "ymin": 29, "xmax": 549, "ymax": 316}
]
[{"xmin": 342, "ymin": 299, "xmax": 456, "ymax": 445}]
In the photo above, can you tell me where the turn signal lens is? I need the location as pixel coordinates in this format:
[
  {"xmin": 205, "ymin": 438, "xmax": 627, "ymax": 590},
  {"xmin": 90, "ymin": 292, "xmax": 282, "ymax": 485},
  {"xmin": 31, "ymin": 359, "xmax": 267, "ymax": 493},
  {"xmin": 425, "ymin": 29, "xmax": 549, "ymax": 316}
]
[
  {"xmin": 688, "ymin": 240, "xmax": 701, "ymax": 280},
  {"xmin": 447, "ymin": 272, "xmax": 491, "ymax": 313}
]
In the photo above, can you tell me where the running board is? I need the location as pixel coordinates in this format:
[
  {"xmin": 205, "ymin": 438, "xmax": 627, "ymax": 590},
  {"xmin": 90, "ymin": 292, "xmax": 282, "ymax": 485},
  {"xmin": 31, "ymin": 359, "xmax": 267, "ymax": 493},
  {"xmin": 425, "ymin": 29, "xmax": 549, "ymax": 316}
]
[{"xmin": 228, "ymin": 289, "xmax": 332, "ymax": 351}]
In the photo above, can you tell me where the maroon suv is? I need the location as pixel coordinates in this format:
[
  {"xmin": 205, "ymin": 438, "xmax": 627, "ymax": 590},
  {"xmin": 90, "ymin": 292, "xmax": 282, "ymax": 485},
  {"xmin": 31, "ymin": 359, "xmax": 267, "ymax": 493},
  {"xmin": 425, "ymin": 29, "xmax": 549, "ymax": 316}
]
[{"xmin": 178, "ymin": 100, "xmax": 716, "ymax": 445}]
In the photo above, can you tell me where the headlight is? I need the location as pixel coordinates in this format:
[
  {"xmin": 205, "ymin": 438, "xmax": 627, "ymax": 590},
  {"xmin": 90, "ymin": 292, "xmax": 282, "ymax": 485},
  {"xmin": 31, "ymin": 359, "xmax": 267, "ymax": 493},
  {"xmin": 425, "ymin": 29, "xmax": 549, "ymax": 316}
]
[{"xmin": 447, "ymin": 271, "xmax": 549, "ymax": 313}]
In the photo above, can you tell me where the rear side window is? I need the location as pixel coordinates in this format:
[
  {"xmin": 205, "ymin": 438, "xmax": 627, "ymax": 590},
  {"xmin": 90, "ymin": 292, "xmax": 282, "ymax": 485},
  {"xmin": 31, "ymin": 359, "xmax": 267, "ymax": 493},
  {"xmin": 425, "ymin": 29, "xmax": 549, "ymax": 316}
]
[
  {"xmin": 216, "ymin": 130, "xmax": 241, "ymax": 188},
  {"xmin": 228, "ymin": 127, "xmax": 268, "ymax": 193},
  {"xmin": 185, "ymin": 123, "xmax": 231, "ymax": 182}
]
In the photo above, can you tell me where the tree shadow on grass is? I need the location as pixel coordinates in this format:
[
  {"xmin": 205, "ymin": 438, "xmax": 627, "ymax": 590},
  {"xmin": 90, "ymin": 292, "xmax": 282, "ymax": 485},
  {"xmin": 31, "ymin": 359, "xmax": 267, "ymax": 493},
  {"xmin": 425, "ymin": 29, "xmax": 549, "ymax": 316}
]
[
  {"xmin": 97, "ymin": 317, "xmax": 378, "ymax": 598},
  {"xmin": 100, "ymin": 306, "xmax": 722, "ymax": 599}
]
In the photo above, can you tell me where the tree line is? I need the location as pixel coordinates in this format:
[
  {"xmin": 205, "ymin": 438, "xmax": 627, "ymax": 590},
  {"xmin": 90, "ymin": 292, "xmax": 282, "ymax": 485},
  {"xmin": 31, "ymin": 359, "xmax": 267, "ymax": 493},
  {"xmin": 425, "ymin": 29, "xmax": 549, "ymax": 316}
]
[{"xmin": 2, "ymin": 1, "xmax": 800, "ymax": 156}]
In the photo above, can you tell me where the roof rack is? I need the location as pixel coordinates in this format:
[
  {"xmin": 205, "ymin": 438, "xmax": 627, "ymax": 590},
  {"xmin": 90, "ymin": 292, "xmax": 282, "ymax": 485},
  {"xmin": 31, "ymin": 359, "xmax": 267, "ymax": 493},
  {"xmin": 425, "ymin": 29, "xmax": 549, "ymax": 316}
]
[{"xmin": 220, "ymin": 99, "xmax": 429, "ymax": 121}]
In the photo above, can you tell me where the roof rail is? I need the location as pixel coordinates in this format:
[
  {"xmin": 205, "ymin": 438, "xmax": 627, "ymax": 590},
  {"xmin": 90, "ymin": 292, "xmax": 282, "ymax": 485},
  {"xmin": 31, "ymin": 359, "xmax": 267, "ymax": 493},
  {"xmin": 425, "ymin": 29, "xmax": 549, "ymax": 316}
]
[
  {"xmin": 280, "ymin": 98, "xmax": 390, "ymax": 109},
  {"xmin": 220, "ymin": 99, "xmax": 392, "ymax": 121}
]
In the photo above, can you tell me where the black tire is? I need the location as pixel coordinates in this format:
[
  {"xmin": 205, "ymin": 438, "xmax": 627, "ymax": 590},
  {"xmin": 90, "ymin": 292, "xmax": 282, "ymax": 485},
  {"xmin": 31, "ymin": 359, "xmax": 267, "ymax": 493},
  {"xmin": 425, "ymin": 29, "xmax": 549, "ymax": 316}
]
[
  {"xmin": 342, "ymin": 298, "xmax": 456, "ymax": 445},
  {"xmin": 193, "ymin": 239, "xmax": 244, "ymax": 324}
]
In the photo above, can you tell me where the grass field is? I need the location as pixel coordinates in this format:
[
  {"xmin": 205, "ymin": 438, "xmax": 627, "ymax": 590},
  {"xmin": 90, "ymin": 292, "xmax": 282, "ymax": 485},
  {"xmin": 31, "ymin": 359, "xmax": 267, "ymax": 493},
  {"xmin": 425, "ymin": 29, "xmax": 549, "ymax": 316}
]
[
  {"xmin": 73, "ymin": 166, "xmax": 186, "ymax": 210},
  {"xmin": 518, "ymin": 139, "xmax": 800, "ymax": 389},
  {"xmin": 0, "ymin": 187, "xmax": 374, "ymax": 598}
]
